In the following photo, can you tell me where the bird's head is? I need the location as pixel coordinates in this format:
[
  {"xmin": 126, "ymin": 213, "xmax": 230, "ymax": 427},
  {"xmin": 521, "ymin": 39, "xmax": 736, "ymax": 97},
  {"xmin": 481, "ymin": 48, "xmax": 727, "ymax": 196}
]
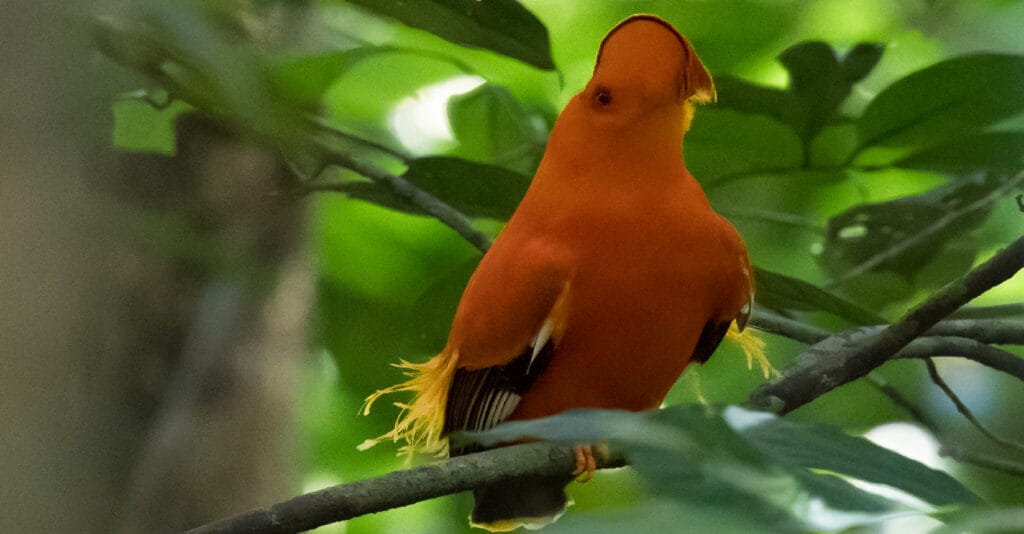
[{"xmin": 553, "ymin": 15, "xmax": 715, "ymax": 155}]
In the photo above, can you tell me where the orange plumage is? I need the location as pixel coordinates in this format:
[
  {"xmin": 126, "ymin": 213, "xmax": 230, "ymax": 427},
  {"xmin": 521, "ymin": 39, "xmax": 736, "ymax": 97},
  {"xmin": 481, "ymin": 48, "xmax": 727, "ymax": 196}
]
[{"xmin": 363, "ymin": 14, "xmax": 765, "ymax": 531}]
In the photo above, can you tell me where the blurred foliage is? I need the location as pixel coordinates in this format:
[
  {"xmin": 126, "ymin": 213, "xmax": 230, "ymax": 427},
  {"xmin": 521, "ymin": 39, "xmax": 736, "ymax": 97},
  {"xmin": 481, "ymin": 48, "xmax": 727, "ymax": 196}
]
[
  {"xmin": 96, "ymin": 0, "xmax": 1024, "ymax": 532},
  {"xmin": 464, "ymin": 406, "xmax": 978, "ymax": 532}
]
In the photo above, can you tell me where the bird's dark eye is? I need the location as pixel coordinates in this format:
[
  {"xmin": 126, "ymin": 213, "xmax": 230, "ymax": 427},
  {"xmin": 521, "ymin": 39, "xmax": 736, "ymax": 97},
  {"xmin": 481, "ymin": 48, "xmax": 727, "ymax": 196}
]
[{"xmin": 595, "ymin": 88, "xmax": 613, "ymax": 106}]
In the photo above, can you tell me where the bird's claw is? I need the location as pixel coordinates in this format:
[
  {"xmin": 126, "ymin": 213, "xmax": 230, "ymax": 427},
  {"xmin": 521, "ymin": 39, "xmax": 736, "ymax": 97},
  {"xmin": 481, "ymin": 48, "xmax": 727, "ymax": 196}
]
[{"xmin": 572, "ymin": 444, "xmax": 598, "ymax": 483}]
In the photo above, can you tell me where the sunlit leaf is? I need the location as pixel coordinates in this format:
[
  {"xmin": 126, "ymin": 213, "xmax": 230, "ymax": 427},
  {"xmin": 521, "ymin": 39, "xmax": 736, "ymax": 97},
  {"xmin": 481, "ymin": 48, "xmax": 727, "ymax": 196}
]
[
  {"xmin": 447, "ymin": 83, "xmax": 547, "ymax": 174},
  {"xmin": 893, "ymin": 132, "xmax": 1024, "ymax": 175},
  {"xmin": 268, "ymin": 47, "xmax": 393, "ymax": 106},
  {"xmin": 345, "ymin": 0, "xmax": 555, "ymax": 70},
  {"xmin": 856, "ymin": 54, "xmax": 1024, "ymax": 151}
]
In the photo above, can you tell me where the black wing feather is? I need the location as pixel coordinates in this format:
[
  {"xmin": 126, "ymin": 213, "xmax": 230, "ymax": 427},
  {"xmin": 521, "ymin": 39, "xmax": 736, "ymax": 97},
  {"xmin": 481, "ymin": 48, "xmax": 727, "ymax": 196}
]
[
  {"xmin": 691, "ymin": 320, "xmax": 731, "ymax": 364},
  {"xmin": 445, "ymin": 340, "xmax": 555, "ymax": 456}
]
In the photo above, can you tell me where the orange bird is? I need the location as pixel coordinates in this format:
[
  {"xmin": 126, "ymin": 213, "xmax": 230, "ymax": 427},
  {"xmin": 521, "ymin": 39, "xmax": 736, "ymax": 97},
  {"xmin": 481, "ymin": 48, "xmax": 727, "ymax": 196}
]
[{"xmin": 363, "ymin": 14, "xmax": 765, "ymax": 531}]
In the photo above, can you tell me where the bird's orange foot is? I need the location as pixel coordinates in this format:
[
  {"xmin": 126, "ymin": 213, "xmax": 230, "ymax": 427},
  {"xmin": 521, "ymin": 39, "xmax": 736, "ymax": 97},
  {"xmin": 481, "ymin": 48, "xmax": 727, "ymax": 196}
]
[{"xmin": 572, "ymin": 444, "xmax": 598, "ymax": 483}]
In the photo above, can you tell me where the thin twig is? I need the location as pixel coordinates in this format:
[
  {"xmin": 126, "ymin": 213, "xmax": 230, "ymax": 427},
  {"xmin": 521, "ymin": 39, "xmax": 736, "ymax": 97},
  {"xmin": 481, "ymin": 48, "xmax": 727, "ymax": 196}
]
[
  {"xmin": 925, "ymin": 319, "xmax": 1024, "ymax": 345},
  {"xmin": 309, "ymin": 115, "xmax": 410, "ymax": 162},
  {"xmin": 748, "ymin": 309, "xmax": 830, "ymax": 344},
  {"xmin": 865, "ymin": 372, "xmax": 941, "ymax": 433},
  {"xmin": 324, "ymin": 151, "xmax": 493, "ymax": 253},
  {"xmin": 747, "ymin": 233, "xmax": 1024, "ymax": 414},
  {"xmin": 895, "ymin": 337, "xmax": 1024, "ymax": 382},
  {"xmin": 867, "ymin": 375, "xmax": 1024, "ymax": 478},
  {"xmin": 924, "ymin": 358, "xmax": 1024, "ymax": 453}
]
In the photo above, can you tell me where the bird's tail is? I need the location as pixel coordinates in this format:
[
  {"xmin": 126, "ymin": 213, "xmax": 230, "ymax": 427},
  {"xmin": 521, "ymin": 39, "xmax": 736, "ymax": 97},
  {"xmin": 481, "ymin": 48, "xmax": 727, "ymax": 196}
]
[
  {"xmin": 358, "ymin": 349, "xmax": 458, "ymax": 459},
  {"xmin": 469, "ymin": 475, "xmax": 573, "ymax": 532}
]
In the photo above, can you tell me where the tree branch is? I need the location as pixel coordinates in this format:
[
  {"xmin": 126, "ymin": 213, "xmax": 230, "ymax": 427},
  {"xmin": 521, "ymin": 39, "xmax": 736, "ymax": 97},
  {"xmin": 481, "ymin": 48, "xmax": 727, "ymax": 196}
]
[
  {"xmin": 924, "ymin": 358, "xmax": 1024, "ymax": 453},
  {"xmin": 751, "ymin": 310, "xmax": 1024, "ymax": 381},
  {"xmin": 867, "ymin": 375, "xmax": 1024, "ymax": 477},
  {"xmin": 749, "ymin": 309, "xmax": 831, "ymax": 344},
  {"xmin": 186, "ymin": 442, "xmax": 622, "ymax": 534},
  {"xmin": 317, "ymin": 151, "xmax": 494, "ymax": 253},
  {"xmin": 308, "ymin": 115, "xmax": 411, "ymax": 162},
  {"xmin": 896, "ymin": 337, "xmax": 1024, "ymax": 382},
  {"xmin": 747, "ymin": 234, "xmax": 1024, "ymax": 414}
]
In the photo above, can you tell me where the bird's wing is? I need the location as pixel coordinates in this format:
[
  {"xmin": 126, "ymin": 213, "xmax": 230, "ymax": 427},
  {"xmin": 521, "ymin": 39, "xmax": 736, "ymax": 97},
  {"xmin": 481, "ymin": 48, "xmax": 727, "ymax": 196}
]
[
  {"xmin": 443, "ymin": 237, "xmax": 573, "ymax": 455},
  {"xmin": 691, "ymin": 215, "xmax": 766, "ymax": 374}
]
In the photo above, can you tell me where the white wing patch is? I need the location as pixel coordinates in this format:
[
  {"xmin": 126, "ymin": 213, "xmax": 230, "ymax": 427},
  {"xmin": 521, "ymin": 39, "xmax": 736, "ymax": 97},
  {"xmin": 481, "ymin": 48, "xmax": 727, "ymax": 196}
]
[
  {"xmin": 529, "ymin": 319, "xmax": 554, "ymax": 375},
  {"xmin": 737, "ymin": 258, "xmax": 753, "ymax": 331}
]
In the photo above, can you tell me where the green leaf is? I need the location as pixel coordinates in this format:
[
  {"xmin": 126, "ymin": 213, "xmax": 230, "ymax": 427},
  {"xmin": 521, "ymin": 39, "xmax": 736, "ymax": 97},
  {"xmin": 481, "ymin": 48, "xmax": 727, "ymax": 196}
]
[
  {"xmin": 338, "ymin": 156, "xmax": 530, "ymax": 220},
  {"xmin": 856, "ymin": 54, "xmax": 1024, "ymax": 151},
  {"xmin": 345, "ymin": 0, "xmax": 555, "ymax": 70},
  {"xmin": 780, "ymin": 41, "xmax": 884, "ymax": 144},
  {"xmin": 687, "ymin": 108, "xmax": 803, "ymax": 184},
  {"xmin": 118, "ymin": 1, "xmax": 310, "ymax": 146},
  {"xmin": 893, "ymin": 131, "xmax": 1024, "ymax": 175},
  {"xmin": 714, "ymin": 75, "xmax": 790, "ymax": 126},
  {"xmin": 713, "ymin": 42, "xmax": 882, "ymax": 154},
  {"xmin": 267, "ymin": 48, "xmax": 390, "ymax": 106},
  {"xmin": 464, "ymin": 405, "xmax": 963, "ymax": 530},
  {"xmin": 841, "ymin": 43, "xmax": 886, "ymax": 83},
  {"xmin": 461, "ymin": 407, "xmax": 803, "ymax": 530},
  {"xmin": 779, "ymin": 41, "xmax": 844, "ymax": 141},
  {"xmin": 933, "ymin": 507, "xmax": 1024, "ymax": 534},
  {"xmin": 447, "ymin": 83, "xmax": 547, "ymax": 174},
  {"xmin": 404, "ymin": 156, "xmax": 530, "ymax": 220},
  {"xmin": 411, "ymin": 256, "xmax": 479, "ymax": 351},
  {"xmin": 331, "ymin": 181, "xmax": 423, "ymax": 216},
  {"xmin": 754, "ymin": 267, "xmax": 886, "ymax": 325},
  {"xmin": 112, "ymin": 97, "xmax": 191, "ymax": 155},
  {"xmin": 457, "ymin": 408, "xmax": 688, "ymax": 452},
  {"xmin": 788, "ymin": 469, "xmax": 892, "ymax": 513},
  {"xmin": 741, "ymin": 417, "xmax": 981, "ymax": 507},
  {"xmin": 820, "ymin": 175, "xmax": 998, "ymax": 280}
]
